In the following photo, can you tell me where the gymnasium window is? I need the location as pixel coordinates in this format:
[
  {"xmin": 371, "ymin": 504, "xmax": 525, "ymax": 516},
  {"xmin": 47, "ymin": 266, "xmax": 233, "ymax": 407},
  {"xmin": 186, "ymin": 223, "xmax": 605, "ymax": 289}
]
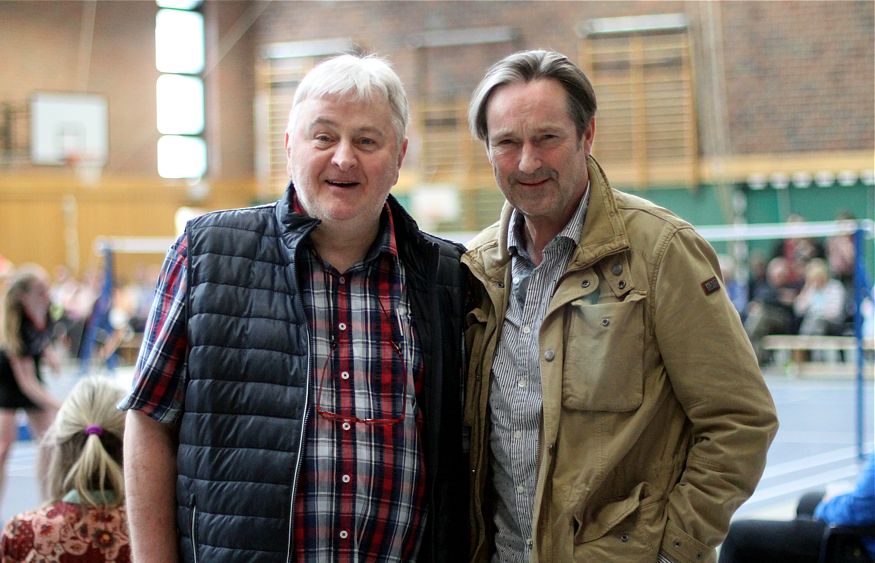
[
  {"xmin": 579, "ymin": 14, "xmax": 699, "ymax": 189},
  {"xmin": 155, "ymin": 0, "xmax": 206, "ymax": 179}
]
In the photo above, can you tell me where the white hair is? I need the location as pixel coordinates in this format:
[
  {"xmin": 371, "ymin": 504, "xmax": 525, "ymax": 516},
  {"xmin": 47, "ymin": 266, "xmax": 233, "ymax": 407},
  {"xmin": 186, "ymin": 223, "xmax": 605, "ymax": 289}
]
[{"xmin": 287, "ymin": 53, "xmax": 409, "ymax": 145}]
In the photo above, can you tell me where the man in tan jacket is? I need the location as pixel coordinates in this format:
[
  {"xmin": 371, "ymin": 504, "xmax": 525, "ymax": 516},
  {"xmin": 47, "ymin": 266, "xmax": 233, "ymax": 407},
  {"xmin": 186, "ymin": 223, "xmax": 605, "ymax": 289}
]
[{"xmin": 463, "ymin": 50, "xmax": 778, "ymax": 563}]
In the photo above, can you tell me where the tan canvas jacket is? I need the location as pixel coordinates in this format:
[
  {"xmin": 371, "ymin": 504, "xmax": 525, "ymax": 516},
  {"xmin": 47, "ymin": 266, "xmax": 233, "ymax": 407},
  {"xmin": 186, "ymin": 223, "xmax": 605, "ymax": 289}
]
[{"xmin": 462, "ymin": 156, "xmax": 778, "ymax": 563}]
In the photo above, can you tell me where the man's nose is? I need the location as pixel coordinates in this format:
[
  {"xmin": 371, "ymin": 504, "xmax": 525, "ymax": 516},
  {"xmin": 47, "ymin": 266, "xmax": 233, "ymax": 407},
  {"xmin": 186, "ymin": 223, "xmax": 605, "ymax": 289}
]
[
  {"xmin": 518, "ymin": 143, "xmax": 541, "ymax": 175},
  {"xmin": 331, "ymin": 140, "xmax": 357, "ymax": 171}
]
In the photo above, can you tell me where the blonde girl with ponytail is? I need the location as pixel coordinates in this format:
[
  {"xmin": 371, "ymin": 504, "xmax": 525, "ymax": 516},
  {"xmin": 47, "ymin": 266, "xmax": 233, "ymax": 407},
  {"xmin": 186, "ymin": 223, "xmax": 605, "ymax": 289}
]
[{"xmin": 0, "ymin": 376, "xmax": 131, "ymax": 562}]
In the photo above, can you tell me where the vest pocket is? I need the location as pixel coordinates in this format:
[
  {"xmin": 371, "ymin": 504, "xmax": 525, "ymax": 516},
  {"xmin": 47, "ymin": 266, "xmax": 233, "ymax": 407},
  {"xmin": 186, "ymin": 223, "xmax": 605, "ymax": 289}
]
[{"xmin": 562, "ymin": 292, "xmax": 646, "ymax": 412}]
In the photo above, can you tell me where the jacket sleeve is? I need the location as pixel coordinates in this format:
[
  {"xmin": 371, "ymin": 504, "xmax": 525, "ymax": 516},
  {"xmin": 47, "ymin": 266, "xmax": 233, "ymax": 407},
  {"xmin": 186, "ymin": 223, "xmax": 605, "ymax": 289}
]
[{"xmin": 652, "ymin": 227, "xmax": 779, "ymax": 557}]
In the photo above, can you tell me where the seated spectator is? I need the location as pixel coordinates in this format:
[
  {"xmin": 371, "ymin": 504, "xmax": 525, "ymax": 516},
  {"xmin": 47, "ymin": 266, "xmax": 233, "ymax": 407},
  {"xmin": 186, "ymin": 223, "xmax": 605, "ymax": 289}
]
[
  {"xmin": 772, "ymin": 214, "xmax": 826, "ymax": 285},
  {"xmin": 719, "ymin": 455, "xmax": 875, "ymax": 563},
  {"xmin": 116, "ymin": 266, "xmax": 156, "ymax": 335},
  {"xmin": 719, "ymin": 254, "xmax": 748, "ymax": 319},
  {"xmin": 827, "ymin": 211, "xmax": 857, "ymax": 288},
  {"xmin": 794, "ymin": 258, "xmax": 847, "ymax": 338},
  {"xmin": 0, "ymin": 376, "xmax": 130, "ymax": 562},
  {"xmin": 746, "ymin": 251, "xmax": 769, "ymax": 309},
  {"xmin": 744, "ymin": 256, "xmax": 801, "ymax": 364}
]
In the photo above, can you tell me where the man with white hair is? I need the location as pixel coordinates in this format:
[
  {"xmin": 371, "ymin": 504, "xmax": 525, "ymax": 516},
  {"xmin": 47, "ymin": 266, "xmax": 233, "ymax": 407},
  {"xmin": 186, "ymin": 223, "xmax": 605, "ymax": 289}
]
[{"xmin": 121, "ymin": 54, "xmax": 468, "ymax": 562}]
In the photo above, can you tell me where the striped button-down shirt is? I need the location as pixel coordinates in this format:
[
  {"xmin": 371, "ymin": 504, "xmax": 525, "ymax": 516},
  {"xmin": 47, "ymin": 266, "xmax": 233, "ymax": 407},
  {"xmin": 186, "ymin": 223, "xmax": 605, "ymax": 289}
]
[
  {"xmin": 119, "ymin": 200, "xmax": 426, "ymax": 562},
  {"xmin": 489, "ymin": 188, "xmax": 589, "ymax": 563}
]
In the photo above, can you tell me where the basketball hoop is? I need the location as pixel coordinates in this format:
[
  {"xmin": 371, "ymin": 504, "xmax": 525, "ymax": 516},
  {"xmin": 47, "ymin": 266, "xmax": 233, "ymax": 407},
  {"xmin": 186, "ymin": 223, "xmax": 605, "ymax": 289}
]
[{"xmin": 65, "ymin": 151, "xmax": 103, "ymax": 186}]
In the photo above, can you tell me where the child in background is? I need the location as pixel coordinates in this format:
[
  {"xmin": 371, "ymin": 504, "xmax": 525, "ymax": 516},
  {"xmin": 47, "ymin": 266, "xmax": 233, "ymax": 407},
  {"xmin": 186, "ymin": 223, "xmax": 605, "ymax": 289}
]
[{"xmin": 0, "ymin": 376, "xmax": 129, "ymax": 562}]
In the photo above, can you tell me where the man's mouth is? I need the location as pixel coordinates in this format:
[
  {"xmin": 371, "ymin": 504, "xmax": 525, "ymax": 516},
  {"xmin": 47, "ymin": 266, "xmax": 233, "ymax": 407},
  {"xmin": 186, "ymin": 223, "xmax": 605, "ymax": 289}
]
[
  {"xmin": 517, "ymin": 177, "xmax": 550, "ymax": 187},
  {"xmin": 326, "ymin": 179, "xmax": 360, "ymax": 188}
]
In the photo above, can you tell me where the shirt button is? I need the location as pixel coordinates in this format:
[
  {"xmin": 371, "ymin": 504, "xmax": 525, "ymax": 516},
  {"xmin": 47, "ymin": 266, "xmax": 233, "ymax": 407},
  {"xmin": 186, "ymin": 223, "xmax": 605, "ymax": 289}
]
[
  {"xmin": 339, "ymin": 530, "xmax": 349, "ymax": 540},
  {"xmin": 522, "ymin": 325, "xmax": 531, "ymax": 334},
  {"xmin": 340, "ymin": 371, "xmax": 350, "ymax": 380},
  {"xmin": 517, "ymin": 379, "xmax": 527, "ymax": 388},
  {"xmin": 338, "ymin": 322, "xmax": 347, "ymax": 331},
  {"xmin": 544, "ymin": 350, "xmax": 555, "ymax": 361},
  {"xmin": 338, "ymin": 276, "xmax": 346, "ymax": 284},
  {"xmin": 513, "ymin": 430, "xmax": 521, "ymax": 439},
  {"xmin": 341, "ymin": 474, "xmax": 351, "ymax": 483},
  {"xmin": 516, "ymin": 485, "xmax": 526, "ymax": 493},
  {"xmin": 341, "ymin": 422, "xmax": 351, "ymax": 431}
]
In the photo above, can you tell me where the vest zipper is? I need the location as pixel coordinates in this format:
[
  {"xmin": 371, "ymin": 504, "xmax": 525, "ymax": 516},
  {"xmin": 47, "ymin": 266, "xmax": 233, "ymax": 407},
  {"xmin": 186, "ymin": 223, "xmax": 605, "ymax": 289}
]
[
  {"xmin": 287, "ymin": 331, "xmax": 312, "ymax": 563},
  {"xmin": 190, "ymin": 500, "xmax": 198, "ymax": 563}
]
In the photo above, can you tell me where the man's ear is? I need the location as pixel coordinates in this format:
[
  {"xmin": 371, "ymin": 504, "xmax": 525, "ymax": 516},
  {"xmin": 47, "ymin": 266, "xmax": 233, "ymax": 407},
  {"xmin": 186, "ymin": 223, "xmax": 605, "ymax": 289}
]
[
  {"xmin": 397, "ymin": 137, "xmax": 409, "ymax": 168},
  {"xmin": 391, "ymin": 138, "xmax": 409, "ymax": 186},
  {"xmin": 284, "ymin": 131, "xmax": 293, "ymax": 177},
  {"xmin": 581, "ymin": 118, "xmax": 596, "ymax": 155}
]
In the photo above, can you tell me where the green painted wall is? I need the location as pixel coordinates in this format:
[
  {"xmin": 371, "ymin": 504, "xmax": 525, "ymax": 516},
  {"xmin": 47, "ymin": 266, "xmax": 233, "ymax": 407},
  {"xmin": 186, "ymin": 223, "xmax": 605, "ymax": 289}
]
[{"xmin": 622, "ymin": 182, "xmax": 875, "ymax": 281}]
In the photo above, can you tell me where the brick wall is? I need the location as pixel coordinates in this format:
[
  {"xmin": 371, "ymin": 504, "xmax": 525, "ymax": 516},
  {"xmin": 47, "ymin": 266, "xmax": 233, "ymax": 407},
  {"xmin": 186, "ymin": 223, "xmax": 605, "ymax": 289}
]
[
  {"xmin": 0, "ymin": 1, "xmax": 159, "ymax": 174},
  {"xmin": 0, "ymin": 0, "xmax": 872, "ymax": 177},
  {"xmin": 720, "ymin": 0, "xmax": 874, "ymax": 153},
  {"xmin": 255, "ymin": 0, "xmax": 873, "ymax": 157}
]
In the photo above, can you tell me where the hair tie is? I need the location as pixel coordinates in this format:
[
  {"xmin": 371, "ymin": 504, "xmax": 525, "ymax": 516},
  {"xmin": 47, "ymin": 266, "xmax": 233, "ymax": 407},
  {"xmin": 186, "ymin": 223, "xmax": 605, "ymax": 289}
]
[{"xmin": 84, "ymin": 424, "xmax": 103, "ymax": 437}]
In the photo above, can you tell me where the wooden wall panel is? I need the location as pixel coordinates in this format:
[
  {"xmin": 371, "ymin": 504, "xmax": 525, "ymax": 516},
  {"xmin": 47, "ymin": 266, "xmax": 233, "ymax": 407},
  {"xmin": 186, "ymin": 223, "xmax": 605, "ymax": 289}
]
[{"xmin": 0, "ymin": 172, "xmax": 255, "ymax": 280}]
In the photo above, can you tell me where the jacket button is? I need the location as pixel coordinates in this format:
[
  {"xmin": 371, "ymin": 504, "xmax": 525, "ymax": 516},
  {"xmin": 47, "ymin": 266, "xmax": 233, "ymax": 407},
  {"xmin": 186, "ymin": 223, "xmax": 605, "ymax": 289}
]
[
  {"xmin": 618, "ymin": 280, "xmax": 626, "ymax": 290},
  {"xmin": 497, "ymin": 281, "xmax": 505, "ymax": 288},
  {"xmin": 601, "ymin": 318, "xmax": 610, "ymax": 327},
  {"xmin": 582, "ymin": 279, "xmax": 590, "ymax": 288},
  {"xmin": 611, "ymin": 263, "xmax": 623, "ymax": 275},
  {"xmin": 544, "ymin": 350, "xmax": 555, "ymax": 361},
  {"xmin": 620, "ymin": 534, "xmax": 629, "ymax": 542}
]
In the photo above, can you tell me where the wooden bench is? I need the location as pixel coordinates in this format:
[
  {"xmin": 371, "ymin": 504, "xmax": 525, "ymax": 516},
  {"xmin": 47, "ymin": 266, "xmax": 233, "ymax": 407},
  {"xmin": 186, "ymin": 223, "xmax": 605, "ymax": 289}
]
[{"xmin": 761, "ymin": 334, "xmax": 874, "ymax": 377}]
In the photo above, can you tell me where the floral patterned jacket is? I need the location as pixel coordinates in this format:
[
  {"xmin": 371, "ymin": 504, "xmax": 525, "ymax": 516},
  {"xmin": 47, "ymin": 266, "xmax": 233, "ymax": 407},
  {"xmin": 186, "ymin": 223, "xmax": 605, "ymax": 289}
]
[{"xmin": 0, "ymin": 498, "xmax": 129, "ymax": 562}]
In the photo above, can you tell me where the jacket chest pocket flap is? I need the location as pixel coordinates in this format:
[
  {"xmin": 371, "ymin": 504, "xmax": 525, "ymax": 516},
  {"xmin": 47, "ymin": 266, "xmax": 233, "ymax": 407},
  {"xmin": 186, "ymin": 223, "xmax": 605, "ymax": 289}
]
[{"xmin": 562, "ymin": 291, "xmax": 646, "ymax": 412}]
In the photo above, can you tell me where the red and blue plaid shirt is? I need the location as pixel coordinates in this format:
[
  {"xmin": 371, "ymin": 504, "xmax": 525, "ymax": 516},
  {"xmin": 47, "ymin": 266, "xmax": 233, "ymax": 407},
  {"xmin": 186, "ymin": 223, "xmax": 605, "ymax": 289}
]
[{"xmin": 120, "ymin": 201, "xmax": 427, "ymax": 561}]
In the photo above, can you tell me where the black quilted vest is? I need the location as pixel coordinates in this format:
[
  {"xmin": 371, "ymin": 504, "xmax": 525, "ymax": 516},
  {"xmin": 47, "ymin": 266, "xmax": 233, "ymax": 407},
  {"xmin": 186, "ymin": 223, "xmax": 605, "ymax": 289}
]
[{"xmin": 176, "ymin": 189, "xmax": 469, "ymax": 562}]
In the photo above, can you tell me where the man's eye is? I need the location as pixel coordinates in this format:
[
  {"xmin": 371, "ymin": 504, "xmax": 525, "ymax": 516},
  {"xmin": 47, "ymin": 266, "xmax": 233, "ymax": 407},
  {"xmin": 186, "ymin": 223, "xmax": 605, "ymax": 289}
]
[
  {"xmin": 315, "ymin": 134, "xmax": 332, "ymax": 143},
  {"xmin": 359, "ymin": 138, "xmax": 376, "ymax": 146}
]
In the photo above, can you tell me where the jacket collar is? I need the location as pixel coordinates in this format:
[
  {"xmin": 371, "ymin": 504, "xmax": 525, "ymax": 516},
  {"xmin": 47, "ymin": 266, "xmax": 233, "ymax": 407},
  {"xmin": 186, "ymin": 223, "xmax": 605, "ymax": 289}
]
[
  {"xmin": 567, "ymin": 155, "xmax": 630, "ymax": 270},
  {"xmin": 273, "ymin": 181, "xmax": 435, "ymax": 281},
  {"xmin": 275, "ymin": 181, "xmax": 319, "ymax": 236}
]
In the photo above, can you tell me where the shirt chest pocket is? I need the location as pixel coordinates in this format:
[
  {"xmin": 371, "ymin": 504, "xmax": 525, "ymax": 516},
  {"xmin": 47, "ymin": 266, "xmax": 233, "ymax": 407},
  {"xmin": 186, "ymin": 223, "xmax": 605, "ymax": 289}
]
[{"xmin": 562, "ymin": 291, "xmax": 646, "ymax": 412}]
